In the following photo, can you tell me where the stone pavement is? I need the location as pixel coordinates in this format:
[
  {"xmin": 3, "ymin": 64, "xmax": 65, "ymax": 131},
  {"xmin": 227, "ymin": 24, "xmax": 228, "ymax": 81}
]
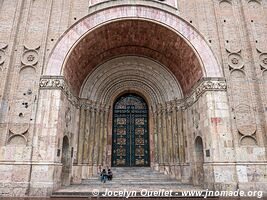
[{"xmin": 52, "ymin": 167, "xmax": 203, "ymax": 198}]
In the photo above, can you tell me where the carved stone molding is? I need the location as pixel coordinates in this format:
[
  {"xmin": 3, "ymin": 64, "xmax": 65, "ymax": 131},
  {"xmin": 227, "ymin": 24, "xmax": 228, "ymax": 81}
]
[
  {"xmin": 39, "ymin": 76, "xmax": 79, "ymax": 107},
  {"xmin": 40, "ymin": 76, "xmax": 227, "ymax": 110},
  {"xmin": 195, "ymin": 78, "xmax": 227, "ymax": 96}
]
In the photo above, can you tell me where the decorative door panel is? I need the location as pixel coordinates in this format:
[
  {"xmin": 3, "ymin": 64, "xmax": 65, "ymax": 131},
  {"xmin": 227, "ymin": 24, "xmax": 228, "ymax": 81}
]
[{"xmin": 112, "ymin": 94, "xmax": 149, "ymax": 167}]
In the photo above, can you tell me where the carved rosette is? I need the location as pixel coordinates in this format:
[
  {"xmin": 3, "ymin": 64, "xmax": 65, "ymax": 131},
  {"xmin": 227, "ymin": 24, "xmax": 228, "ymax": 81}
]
[
  {"xmin": 22, "ymin": 50, "xmax": 39, "ymax": 66},
  {"xmin": 228, "ymin": 53, "xmax": 244, "ymax": 70},
  {"xmin": 21, "ymin": 45, "xmax": 40, "ymax": 67}
]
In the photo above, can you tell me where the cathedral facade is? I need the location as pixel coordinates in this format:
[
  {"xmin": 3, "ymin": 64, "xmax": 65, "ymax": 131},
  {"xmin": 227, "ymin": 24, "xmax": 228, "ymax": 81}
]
[{"xmin": 0, "ymin": 0, "xmax": 267, "ymax": 197}]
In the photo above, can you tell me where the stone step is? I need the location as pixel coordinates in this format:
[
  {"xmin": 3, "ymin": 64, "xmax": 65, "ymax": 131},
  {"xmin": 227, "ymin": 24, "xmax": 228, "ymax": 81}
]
[
  {"xmin": 80, "ymin": 181, "xmax": 182, "ymax": 186},
  {"xmin": 82, "ymin": 175, "xmax": 178, "ymax": 180},
  {"xmin": 82, "ymin": 178, "xmax": 177, "ymax": 183},
  {"xmin": 52, "ymin": 167, "xmax": 202, "ymax": 198}
]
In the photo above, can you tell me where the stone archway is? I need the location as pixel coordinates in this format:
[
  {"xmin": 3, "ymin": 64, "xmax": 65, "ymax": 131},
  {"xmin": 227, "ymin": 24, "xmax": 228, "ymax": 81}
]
[
  {"xmin": 45, "ymin": 5, "xmax": 223, "ymax": 94},
  {"xmin": 36, "ymin": 4, "xmax": 228, "ymax": 193},
  {"xmin": 77, "ymin": 56, "xmax": 183, "ymax": 173}
]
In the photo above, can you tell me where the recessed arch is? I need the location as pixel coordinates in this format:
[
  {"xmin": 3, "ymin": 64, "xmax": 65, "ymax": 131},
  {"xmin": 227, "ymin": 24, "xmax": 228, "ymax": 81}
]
[{"xmin": 45, "ymin": 5, "xmax": 223, "ymax": 96}]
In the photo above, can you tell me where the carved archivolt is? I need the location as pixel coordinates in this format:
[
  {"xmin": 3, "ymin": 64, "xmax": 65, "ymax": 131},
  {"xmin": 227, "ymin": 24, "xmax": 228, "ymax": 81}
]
[{"xmin": 81, "ymin": 56, "xmax": 183, "ymax": 104}]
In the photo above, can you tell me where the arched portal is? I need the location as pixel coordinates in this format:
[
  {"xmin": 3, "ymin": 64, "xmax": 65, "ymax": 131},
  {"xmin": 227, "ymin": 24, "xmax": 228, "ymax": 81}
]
[
  {"xmin": 37, "ymin": 3, "xmax": 228, "ymax": 191},
  {"xmin": 112, "ymin": 93, "xmax": 149, "ymax": 167}
]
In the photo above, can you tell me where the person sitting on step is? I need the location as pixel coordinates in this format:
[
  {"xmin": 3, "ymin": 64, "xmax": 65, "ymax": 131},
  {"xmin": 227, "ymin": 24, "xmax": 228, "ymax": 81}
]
[
  {"xmin": 100, "ymin": 169, "xmax": 107, "ymax": 183},
  {"xmin": 107, "ymin": 168, "xmax": 113, "ymax": 181}
]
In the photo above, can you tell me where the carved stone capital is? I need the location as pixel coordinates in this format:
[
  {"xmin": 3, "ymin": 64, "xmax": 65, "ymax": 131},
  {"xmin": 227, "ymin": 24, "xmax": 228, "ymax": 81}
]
[
  {"xmin": 40, "ymin": 76, "xmax": 79, "ymax": 107},
  {"xmin": 183, "ymin": 78, "xmax": 227, "ymax": 109}
]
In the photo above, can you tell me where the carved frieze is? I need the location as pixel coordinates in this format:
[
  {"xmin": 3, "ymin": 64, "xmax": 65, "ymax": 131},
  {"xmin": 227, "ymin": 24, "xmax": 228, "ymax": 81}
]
[
  {"xmin": 194, "ymin": 78, "xmax": 227, "ymax": 98},
  {"xmin": 39, "ymin": 76, "xmax": 227, "ymax": 110},
  {"xmin": 40, "ymin": 76, "xmax": 79, "ymax": 107}
]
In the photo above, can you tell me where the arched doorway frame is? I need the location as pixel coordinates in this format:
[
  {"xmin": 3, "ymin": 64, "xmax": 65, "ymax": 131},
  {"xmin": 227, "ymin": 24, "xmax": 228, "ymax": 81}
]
[{"xmin": 111, "ymin": 93, "xmax": 150, "ymax": 167}]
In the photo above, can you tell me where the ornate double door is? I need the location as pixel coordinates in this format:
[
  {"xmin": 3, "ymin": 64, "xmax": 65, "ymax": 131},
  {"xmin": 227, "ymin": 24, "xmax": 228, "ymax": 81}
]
[{"xmin": 112, "ymin": 94, "xmax": 150, "ymax": 167}]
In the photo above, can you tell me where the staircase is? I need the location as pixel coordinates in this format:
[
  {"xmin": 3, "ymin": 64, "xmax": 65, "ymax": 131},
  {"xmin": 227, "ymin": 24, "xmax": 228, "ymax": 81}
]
[{"xmin": 51, "ymin": 167, "xmax": 202, "ymax": 198}]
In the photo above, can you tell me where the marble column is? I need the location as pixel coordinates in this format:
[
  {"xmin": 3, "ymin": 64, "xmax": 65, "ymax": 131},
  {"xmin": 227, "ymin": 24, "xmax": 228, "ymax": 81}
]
[
  {"xmin": 171, "ymin": 101, "xmax": 179, "ymax": 164},
  {"xmin": 83, "ymin": 107, "xmax": 91, "ymax": 164},
  {"xmin": 166, "ymin": 102, "xmax": 173, "ymax": 164},
  {"xmin": 153, "ymin": 109, "xmax": 158, "ymax": 164},
  {"xmin": 77, "ymin": 107, "xmax": 86, "ymax": 164},
  {"xmin": 102, "ymin": 106, "xmax": 109, "ymax": 166},
  {"xmin": 177, "ymin": 107, "xmax": 185, "ymax": 163},
  {"xmin": 157, "ymin": 104, "xmax": 163, "ymax": 165},
  {"xmin": 90, "ymin": 104, "xmax": 97, "ymax": 166},
  {"xmin": 98, "ymin": 105, "xmax": 105, "ymax": 166},
  {"xmin": 162, "ymin": 104, "xmax": 168, "ymax": 164}
]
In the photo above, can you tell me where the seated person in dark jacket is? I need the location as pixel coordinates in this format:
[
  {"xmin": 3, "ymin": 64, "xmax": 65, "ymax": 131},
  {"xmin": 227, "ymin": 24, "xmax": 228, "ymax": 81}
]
[
  {"xmin": 107, "ymin": 169, "xmax": 113, "ymax": 180},
  {"xmin": 100, "ymin": 169, "xmax": 107, "ymax": 183}
]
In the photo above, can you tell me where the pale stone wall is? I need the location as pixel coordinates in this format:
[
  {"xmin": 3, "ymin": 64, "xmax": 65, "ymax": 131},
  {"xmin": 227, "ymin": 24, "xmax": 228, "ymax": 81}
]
[{"xmin": 0, "ymin": 0, "xmax": 266, "ymax": 197}]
